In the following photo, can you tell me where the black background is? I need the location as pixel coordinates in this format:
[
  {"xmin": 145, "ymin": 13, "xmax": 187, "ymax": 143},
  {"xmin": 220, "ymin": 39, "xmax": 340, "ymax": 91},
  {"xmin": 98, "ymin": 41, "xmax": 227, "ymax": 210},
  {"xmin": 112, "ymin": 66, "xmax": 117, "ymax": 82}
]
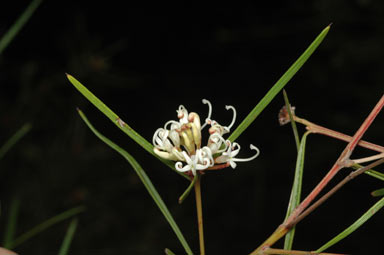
[{"xmin": 0, "ymin": 2, "xmax": 383, "ymax": 254}]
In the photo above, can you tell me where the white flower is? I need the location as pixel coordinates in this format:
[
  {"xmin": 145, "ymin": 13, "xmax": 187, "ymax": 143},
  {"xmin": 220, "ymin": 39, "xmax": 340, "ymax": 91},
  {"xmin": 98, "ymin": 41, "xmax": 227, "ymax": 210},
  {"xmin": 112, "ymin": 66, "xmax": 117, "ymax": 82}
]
[
  {"xmin": 177, "ymin": 105, "xmax": 189, "ymax": 125},
  {"xmin": 201, "ymin": 99, "xmax": 237, "ymax": 136},
  {"xmin": 207, "ymin": 133, "xmax": 227, "ymax": 154},
  {"xmin": 215, "ymin": 141, "xmax": 260, "ymax": 169},
  {"xmin": 175, "ymin": 149, "xmax": 212, "ymax": 176},
  {"xmin": 153, "ymin": 128, "xmax": 184, "ymax": 161},
  {"xmin": 153, "ymin": 99, "xmax": 260, "ymax": 175},
  {"xmin": 153, "ymin": 128, "xmax": 173, "ymax": 152}
]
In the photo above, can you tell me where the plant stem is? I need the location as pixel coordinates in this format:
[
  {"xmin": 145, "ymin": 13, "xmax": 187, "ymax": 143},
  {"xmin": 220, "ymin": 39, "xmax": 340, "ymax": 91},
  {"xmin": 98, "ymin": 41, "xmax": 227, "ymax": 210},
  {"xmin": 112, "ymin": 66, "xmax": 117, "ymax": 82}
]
[
  {"xmin": 179, "ymin": 175, "xmax": 198, "ymax": 204},
  {"xmin": 291, "ymin": 157, "xmax": 384, "ymax": 226},
  {"xmin": 251, "ymin": 94, "xmax": 384, "ymax": 254},
  {"xmin": 263, "ymin": 248, "xmax": 346, "ymax": 255},
  {"xmin": 287, "ymin": 94, "xmax": 384, "ymax": 221},
  {"xmin": 283, "ymin": 90, "xmax": 300, "ymax": 151},
  {"xmin": 351, "ymin": 152, "xmax": 384, "ymax": 164},
  {"xmin": 293, "ymin": 116, "xmax": 384, "ymax": 153},
  {"xmin": 194, "ymin": 174, "xmax": 205, "ymax": 255},
  {"xmin": 289, "ymin": 94, "xmax": 384, "ymax": 220}
]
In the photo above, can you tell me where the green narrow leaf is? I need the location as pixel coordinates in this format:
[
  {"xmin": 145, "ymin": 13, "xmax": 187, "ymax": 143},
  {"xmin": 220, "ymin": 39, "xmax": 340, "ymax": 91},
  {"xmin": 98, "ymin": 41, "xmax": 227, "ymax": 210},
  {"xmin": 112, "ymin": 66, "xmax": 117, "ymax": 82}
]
[
  {"xmin": 371, "ymin": 188, "xmax": 384, "ymax": 197},
  {"xmin": 315, "ymin": 196, "xmax": 384, "ymax": 253},
  {"xmin": 284, "ymin": 131, "xmax": 310, "ymax": 250},
  {"xmin": 67, "ymin": 75, "xmax": 187, "ymax": 179},
  {"xmin": 228, "ymin": 25, "xmax": 330, "ymax": 142},
  {"xmin": 0, "ymin": 123, "xmax": 32, "ymax": 160},
  {"xmin": 283, "ymin": 90, "xmax": 300, "ymax": 151},
  {"xmin": 178, "ymin": 174, "xmax": 197, "ymax": 204},
  {"xmin": 365, "ymin": 170, "xmax": 384, "ymax": 181},
  {"xmin": 8, "ymin": 206, "xmax": 85, "ymax": 249},
  {"xmin": 77, "ymin": 109, "xmax": 193, "ymax": 255},
  {"xmin": 352, "ymin": 164, "xmax": 384, "ymax": 181},
  {"xmin": 0, "ymin": 0, "xmax": 42, "ymax": 54},
  {"xmin": 58, "ymin": 218, "xmax": 78, "ymax": 255},
  {"xmin": 3, "ymin": 197, "xmax": 21, "ymax": 248},
  {"xmin": 164, "ymin": 248, "xmax": 176, "ymax": 255}
]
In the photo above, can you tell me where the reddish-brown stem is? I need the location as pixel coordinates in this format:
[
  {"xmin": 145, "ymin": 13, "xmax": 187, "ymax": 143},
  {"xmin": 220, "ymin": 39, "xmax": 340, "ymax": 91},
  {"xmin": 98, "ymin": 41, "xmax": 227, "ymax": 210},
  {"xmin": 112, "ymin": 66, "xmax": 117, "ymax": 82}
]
[
  {"xmin": 206, "ymin": 162, "xmax": 230, "ymax": 170},
  {"xmin": 264, "ymin": 248, "xmax": 346, "ymax": 255},
  {"xmin": 251, "ymin": 94, "xmax": 384, "ymax": 254},
  {"xmin": 293, "ymin": 116, "xmax": 384, "ymax": 153},
  {"xmin": 194, "ymin": 175, "xmax": 205, "ymax": 255},
  {"xmin": 285, "ymin": 94, "xmax": 384, "ymax": 224},
  {"xmin": 291, "ymin": 157, "xmax": 384, "ymax": 227}
]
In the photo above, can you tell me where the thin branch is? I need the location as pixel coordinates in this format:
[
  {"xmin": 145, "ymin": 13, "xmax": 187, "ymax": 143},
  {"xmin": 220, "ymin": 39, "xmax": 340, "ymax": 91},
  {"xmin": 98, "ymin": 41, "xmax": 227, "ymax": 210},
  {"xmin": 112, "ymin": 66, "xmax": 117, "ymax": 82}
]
[
  {"xmin": 195, "ymin": 174, "xmax": 205, "ymax": 255},
  {"xmin": 264, "ymin": 248, "xmax": 346, "ymax": 255},
  {"xmin": 251, "ymin": 95, "xmax": 384, "ymax": 254},
  {"xmin": 286, "ymin": 94, "xmax": 384, "ymax": 224},
  {"xmin": 351, "ymin": 152, "xmax": 384, "ymax": 165},
  {"xmin": 292, "ymin": 115, "xmax": 384, "ymax": 153},
  {"xmin": 291, "ymin": 157, "xmax": 384, "ymax": 226}
]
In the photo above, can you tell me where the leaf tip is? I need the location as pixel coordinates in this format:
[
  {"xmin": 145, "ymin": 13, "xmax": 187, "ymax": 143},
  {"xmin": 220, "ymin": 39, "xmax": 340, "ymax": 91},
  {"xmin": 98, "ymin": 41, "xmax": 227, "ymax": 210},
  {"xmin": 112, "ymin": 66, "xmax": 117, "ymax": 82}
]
[
  {"xmin": 164, "ymin": 248, "xmax": 176, "ymax": 255},
  {"xmin": 323, "ymin": 23, "xmax": 332, "ymax": 33}
]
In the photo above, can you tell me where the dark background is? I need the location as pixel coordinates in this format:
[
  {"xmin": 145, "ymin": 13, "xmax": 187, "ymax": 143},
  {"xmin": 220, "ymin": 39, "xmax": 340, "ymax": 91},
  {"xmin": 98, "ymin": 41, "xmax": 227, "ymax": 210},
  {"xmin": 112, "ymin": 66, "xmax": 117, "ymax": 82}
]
[{"xmin": 1, "ymin": 2, "xmax": 383, "ymax": 254}]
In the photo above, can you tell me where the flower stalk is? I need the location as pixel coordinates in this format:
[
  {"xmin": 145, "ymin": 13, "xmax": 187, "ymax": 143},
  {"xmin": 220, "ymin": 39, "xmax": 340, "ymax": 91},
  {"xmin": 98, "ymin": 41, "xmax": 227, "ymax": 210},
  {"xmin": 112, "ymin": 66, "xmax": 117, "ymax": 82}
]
[
  {"xmin": 263, "ymin": 248, "xmax": 346, "ymax": 255},
  {"xmin": 194, "ymin": 174, "xmax": 205, "ymax": 255}
]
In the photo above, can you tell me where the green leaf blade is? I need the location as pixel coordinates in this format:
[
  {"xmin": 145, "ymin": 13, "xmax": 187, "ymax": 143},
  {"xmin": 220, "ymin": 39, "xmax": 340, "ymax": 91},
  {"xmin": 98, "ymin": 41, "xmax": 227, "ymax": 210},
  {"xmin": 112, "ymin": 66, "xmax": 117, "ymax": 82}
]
[
  {"xmin": 371, "ymin": 188, "xmax": 384, "ymax": 197},
  {"xmin": 0, "ymin": 123, "xmax": 32, "ymax": 160},
  {"xmin": 66, "ymin": 74, "xmax": 151, "ymax": 152},
  {"xmin": 0, "ymin": 0, "xmax": 42, "ymax": 54},
  {"xmin": 283, "ymin": 132, "xmax": 310, "ymax": 250},
  {"xmin": 365, "ymin": 169, "xmax": 384, "ymax": 181},
  {"xmin": 77, "ymin": 109, "xmax": 193, "ymax": 255},
  {"xmin": 67, "ymin": 74, "xmax": 187, "ymax": 178},
  {"xmin": 57, "ymin": 218, "xmax": 78, "ymax": 255},
  {"xmin": 8, "ymin": 206, "xmax": 85, "ymax": 249},
  {"xmin": 229, "ymin": 25, "xmax": 330, "ymax": 142},
  {"xmin": 164, "ymin": 248, "xmax": 177, "ymax": 255},
  {"xmin": 315, "ymin": 196, "xmax": 384, "ymax": 253},
  {"xmin": 3, "ymin": 197, "xmax": 21, "ymax": 248}
]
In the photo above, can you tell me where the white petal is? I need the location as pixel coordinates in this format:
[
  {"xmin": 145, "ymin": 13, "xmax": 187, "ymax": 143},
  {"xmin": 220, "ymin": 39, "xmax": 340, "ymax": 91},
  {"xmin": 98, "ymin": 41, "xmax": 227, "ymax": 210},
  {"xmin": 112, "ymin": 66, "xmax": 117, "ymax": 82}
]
[
  {"xmin": 230, "ymin": 142, "xmax": 241, "ymax": 157},
  {"xmin": 154, "ymin": 148, "xmax": 177, "ymax": 160},
  {"xmin": 168, "ymin": 130, "xmax": 180, "ymax": 147},
  {"xmin": 232, "ymin": 144, "xmax": 260, "ymax": 162},
  {"xmin": 172, "ymin": 148, "xmax": 185, "ymax": 161},
  {"xmin": 215, "ymin": 155, "xmax": 229, "ymax": 164},
  {"xmin": 164, "ymin": 120, "xmax": 180, "ymax": 130},
  {"xmin": 175, "ymin": 161, "xmax": 191, "ymax": 172},
  {"xmin": 201, "ymin": 99, "xmax": 212, "ymax": 130},
  {"xmin": 225, "ymin": 105, "xmax": 237, "ymax": 131},
  {"xmin": 229, "ymin": 160, "xmax": 237, "ymax": 169}
]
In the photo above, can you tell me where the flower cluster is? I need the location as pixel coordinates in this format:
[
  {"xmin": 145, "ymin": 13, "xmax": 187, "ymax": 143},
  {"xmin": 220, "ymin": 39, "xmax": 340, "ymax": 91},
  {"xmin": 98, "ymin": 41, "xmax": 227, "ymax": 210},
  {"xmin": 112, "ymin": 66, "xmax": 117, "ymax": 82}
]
[{"xmin": 153, "ymin": 99, "xmax": 260, "ymax": 176}]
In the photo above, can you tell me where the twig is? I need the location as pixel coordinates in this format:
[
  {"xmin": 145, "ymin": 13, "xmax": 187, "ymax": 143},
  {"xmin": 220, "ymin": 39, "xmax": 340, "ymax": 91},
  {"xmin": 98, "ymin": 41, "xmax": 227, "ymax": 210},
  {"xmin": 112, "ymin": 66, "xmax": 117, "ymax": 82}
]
[
  {"xmin": 286, "ymin": 95, "xmax": 384, "ymax": 224},
  {"xmin": 291, "ymin": 157, "xmax": 384, "ymax": 226},
  {"xmin": 264, "ymin": 248, "xmax": 346, "ymax": 255},
  {"xmin": 251, "ymin": 95, "xmax": 384, "ymax": 254},
  {"xmin": 351, "ymin": 152, "xmax": 384, "ymax": 165},
  {"xmin": 292, "ymin": 116, "xmax": 384, "ymax": 153},
  {"xmin": 194, "ymin": 174, "xmax": 205, "ymax": 255}
]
